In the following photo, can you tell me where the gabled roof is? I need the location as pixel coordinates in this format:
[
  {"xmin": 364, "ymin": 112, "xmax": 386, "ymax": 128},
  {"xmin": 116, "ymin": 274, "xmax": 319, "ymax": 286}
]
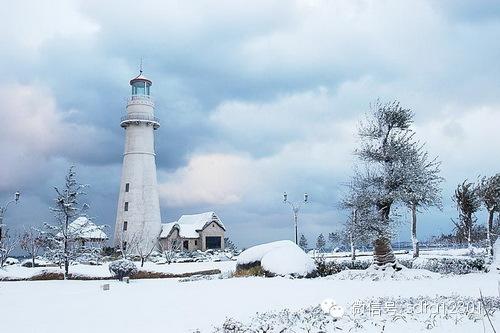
[
  {"xmin": 160, "ymin": 212, "xmax": 225, "ymax": 239},
  {"xmin": 56, "ymin": 217, "xmax": 108, "ymax": 241}
]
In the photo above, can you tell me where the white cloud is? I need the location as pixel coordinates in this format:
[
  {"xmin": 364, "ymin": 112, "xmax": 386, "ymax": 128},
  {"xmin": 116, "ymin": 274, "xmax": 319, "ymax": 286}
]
[
  {"xmin": 0, "ymin": 83, "xmax": 112, "ymax": 191},
  {"xmin": 0, "ymin": 0, "xmax": 98, "ymax": 52},
  {"xmin": 158, "ymin": 153, "xmax": 254, "ymax": 207}
]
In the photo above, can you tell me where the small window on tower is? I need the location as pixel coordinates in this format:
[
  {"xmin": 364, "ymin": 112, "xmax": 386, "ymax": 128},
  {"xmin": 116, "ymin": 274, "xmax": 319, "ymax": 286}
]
[
  {"xmin": 125, "ymin": 183, "xmax": 130, "ymax": 192},
  {"xmin": 123, "ymin": 221, "xmax": 128, "ymax": 231},
  {"xmin": 124, "ymin": 202, "xmax": 129, "ymax": 211},
  {"xmin": 122, "ymin": 241, "xmax": 127, "ymax": 251}
]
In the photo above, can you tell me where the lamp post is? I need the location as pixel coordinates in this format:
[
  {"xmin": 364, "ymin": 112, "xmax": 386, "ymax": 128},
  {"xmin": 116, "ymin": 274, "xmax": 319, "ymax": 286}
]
[
  {"xmin": 283, "ymin": 192, "xmax": 308, "ymax": 245},
  {"xmin": 0, "ymin": 191, "xmax": 20, "ymax": 242}
]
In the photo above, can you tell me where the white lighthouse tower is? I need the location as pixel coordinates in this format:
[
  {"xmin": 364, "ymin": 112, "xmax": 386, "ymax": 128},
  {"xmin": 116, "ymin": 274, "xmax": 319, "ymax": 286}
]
[{"xmin": 114, "ymin": 70, "xmax": 162, "ymax": 251}]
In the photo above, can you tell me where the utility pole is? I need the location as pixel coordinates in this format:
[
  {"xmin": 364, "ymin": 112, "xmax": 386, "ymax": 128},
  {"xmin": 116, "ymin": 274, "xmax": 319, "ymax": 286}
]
[{"xmin": 283, "ymin": 192, "xmax": 308, "ymax": 244}]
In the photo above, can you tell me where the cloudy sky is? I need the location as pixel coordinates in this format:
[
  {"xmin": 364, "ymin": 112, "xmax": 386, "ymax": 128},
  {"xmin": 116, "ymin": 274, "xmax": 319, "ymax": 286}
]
[{"xmin": 1, "ymin": 0, "xmax": 499, "ymax": 248}]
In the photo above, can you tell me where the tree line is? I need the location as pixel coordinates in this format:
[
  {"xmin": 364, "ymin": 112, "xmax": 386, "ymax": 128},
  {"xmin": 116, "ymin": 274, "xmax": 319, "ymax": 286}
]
[{"xmin": 300, "ymin": 100, "xmax": 500, "ymax": 267}]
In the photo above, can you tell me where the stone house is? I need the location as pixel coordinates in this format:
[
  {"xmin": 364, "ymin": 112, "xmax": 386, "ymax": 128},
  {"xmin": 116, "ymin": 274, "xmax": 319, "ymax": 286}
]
[{"xmin": 159, "ymin": 212, "xmax": 225, "ymax": 251}]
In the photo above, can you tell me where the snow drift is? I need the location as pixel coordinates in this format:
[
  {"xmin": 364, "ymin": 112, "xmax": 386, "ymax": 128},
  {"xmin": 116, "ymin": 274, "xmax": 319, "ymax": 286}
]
[{"xmin": 236, "ymin": 240, "xmax": 316, "ymax": 277}]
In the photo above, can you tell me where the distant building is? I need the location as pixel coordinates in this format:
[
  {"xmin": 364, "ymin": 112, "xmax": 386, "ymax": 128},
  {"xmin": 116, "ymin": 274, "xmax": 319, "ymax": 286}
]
[
  {"xmin": 58, "ymin": 216, "xmax": 108, "ymax": 247},
  {"xmin": 159, "ymin": 212, "xmax": 226, "ymax": 251}
]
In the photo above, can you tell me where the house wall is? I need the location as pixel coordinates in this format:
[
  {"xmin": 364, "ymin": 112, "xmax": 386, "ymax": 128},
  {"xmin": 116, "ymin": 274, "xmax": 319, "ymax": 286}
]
[
  {"xmin": 199, "ymin": 222, "xmax": 225, "ymax": 251},
  {"xmin": 160, "ymin": 228, "xmax": 201, "ymax": 251},
  {"xmin": 159, "ymin": 228, "xmax": 180, "ymax": 250},
  {"xmin": 184, "ymin": 238, "xmax": 200, "ymax": 251},
  {"xmin": 160, "ymin": 222, "xmax": 225, "ymax": 252}
]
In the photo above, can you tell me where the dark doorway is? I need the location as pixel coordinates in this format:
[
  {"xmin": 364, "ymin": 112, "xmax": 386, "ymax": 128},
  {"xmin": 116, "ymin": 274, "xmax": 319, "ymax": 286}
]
[{"xmin": 183, "ymin": 240, "xmax": 189, "ymax": 250}]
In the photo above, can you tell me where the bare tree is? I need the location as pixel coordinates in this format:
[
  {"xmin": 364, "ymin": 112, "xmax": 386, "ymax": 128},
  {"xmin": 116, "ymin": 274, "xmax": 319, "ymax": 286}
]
[
  {"xmin": 132, "ymin": 228, "xmax": 159, "ymax": 267},
  {"xmin": 452, "ymin": 180, "xmax": 481, "ymax": 252},
  {"xmin": 19, "ymin": 227, "xmax": 45, "ymax": 268},
  {"xmin": 157, "ymin": 237, "xmax": 182, "ymax": 264},
  {"xmin": 0, "ymin": 230, "xmax": 18, "ymax": 268},
  {"xmin": 400, "ymin": 147, "xmax": 443, "ymax": 257},
  {"xmin": 43, "ymin": 166, "xmax": 89, "ymax": 278},
  {"xmin": 478, "ymin": 174, "xmax": 500, "ymax": 255}
]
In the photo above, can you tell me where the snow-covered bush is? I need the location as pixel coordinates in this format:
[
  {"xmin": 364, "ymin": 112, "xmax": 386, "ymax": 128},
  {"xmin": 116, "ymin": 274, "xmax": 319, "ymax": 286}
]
[
  {"xmin": 314, "ymin": 255, "xmax": 341, "ymax": 277},
  {"xmin": 336, "ymin": 259, "xmax": 372, "ymax": 271},
  {"xmin": 412, "ymin": 257, "xmax": 485, "ymax": 274},
  {"xmin": 4, "ymin": 257, "xmax": 19, "ymax": 265},
  {"xmin": 108, "ymin": 259, "xmax": 138, "ymax": 280},
  {"xmin": 236, "ymin": 240, "xmax": 316, "ymax": 278},
  {"xmin": 20, "ymin": 258, "xmax": 50, "ymax": 267},
  {"xmin": 213, "ymin": 295, "xmax": 500, "ymax": 332},
  {"xmin": 213, "ymin": 307, "xmax": 332, "ymax": 333}
]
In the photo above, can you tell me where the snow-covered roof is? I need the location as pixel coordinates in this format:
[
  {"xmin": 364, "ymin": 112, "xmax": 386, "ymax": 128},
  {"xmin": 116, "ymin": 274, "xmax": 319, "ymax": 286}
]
[
  {"xmin": 57, "ymin": 217, "xmax": 108, "ymax": 241},
  {"xmin": 159, "ymin": 222, "xmax": 177, "ymax": 239},
  {"xmin": 160, "ymin": 212, "xmax": 225, "ymax": 239}
]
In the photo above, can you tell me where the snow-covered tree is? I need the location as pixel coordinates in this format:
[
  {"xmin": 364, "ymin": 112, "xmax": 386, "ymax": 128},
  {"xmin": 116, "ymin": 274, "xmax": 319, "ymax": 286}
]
[
  {"xmin": 400, "ymin": 146, "xmax": 443, "ymax": 257},
  {"xmin": 316, "ymin": 233, "xmax": 326, "ymax": 252},
  {"xmin": 340, "ymin": 182, "xmax": 377, "ymax": 261},
  {"xmin": 0, "ymin": 229, "xmax": 18, "ymax": 268},
  {"xmin": 19, "ymin": 227, "xmax": 45, "ymax": 268},
  {"xmin": 43, "ymin": 166, "xmax": 89, "ymax": 278},
  {"xmin": 351, "ymin": 100, "xmax": 425, "ymax": 267},
  {"xmin": 299, "ymin": 234, "xmax": 308, "ymax": 250},
  {"xmin": 327, "ymin": 232, "xmax": 340, "ymax": 251},
  {"xmin": 452, "ymin": 180, "xmax": 481, "ymax": 252},
  {"xmin": 224, "ymin": 237, "xmax": 238, "ymax": 252},
  {"xmin": 478, "ymin": 174, "xmax": 500, "ymax": 255}
]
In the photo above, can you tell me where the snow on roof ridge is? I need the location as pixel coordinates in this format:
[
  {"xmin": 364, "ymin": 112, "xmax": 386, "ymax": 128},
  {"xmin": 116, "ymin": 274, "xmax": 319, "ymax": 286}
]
[
  {"xmin": 55, "ymin": 216, "xmax": 108, "ymax": 240},
  {"xmin": 160, "ymin": 211, "xmax": 224, "ymax": 239}
]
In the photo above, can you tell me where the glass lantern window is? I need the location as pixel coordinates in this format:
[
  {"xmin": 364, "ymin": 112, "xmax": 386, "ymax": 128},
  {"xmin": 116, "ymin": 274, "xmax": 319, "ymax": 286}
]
[{"xmin": 131, "ymin": 81, "xmax": 150, "ymax": 95}]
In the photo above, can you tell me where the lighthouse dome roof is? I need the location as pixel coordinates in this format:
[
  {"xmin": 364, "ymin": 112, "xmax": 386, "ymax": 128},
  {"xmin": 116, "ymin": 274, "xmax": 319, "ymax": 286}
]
[{"xmin": 130, "ymin": 72, "xmax": 152, "ymax": 86}]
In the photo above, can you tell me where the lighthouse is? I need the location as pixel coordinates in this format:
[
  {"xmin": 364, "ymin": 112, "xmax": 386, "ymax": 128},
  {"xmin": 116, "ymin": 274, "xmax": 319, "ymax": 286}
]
[{"xmin": 113, "ymin": 70, "xmax": 162, "ymax": 251}]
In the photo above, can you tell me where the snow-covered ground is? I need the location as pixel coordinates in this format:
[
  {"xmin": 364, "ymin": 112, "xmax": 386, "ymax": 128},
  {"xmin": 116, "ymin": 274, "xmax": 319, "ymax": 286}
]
[
  {"xmin": 0, "ymin": 260, "xmax": 236, "ymax": 280},
  {"xmin": 1, "ymin": 248, "xmax": 498, "ymax": 332},
  {"xmin": 0, "ymin": 270, "xmax": 498, "ymax": 332}
]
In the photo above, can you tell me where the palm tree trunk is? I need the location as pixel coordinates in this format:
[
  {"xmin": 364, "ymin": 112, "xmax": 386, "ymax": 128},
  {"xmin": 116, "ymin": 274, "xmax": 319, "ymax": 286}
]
[
  {"xmin": 411, "ymin": 203, "xmax": 419, "ymax": 258},
  {"xmin": 487, "ymin": 210, "xmax": 494, "ymax": 256},
  {"xmin": 373, "ymin": 237, "xmax": 397, "ymax": 267},
  {"xmin": 350, "ymin": 232, "xmax": 355, "ymax": 261},
  {"xmin": 350, "ymin": 209, "xmax": 356, "ymax": 261}
]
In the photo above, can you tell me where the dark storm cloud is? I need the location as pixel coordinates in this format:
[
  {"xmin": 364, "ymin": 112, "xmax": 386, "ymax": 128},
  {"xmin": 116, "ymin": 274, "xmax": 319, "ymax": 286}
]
[{"xmin": 1, "ymin": 0, "xmax": 500, "ymax": 247}]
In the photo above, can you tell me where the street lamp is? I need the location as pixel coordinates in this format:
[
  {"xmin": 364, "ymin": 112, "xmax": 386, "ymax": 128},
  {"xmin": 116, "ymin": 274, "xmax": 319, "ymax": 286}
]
[
  {"xmin": 0, "ymin": 191, "xmax": 21, "ymax": 242},
  {"xmin": 283, "ymin": 192, "xmax": 308, "ymax": 245}
]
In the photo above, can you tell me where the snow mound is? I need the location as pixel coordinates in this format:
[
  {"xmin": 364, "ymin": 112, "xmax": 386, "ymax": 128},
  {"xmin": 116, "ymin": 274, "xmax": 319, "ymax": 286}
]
[
  {"xmin": 237, "ymin": 240, "xmax": 316, "ymax": 277},
  {"xmin": 331, "ymin": 264, "xmax": 440, "ymax": 281},
  {"xmin": 237, "ymin": 240, "xmax": 296, "ymax": 265}
]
